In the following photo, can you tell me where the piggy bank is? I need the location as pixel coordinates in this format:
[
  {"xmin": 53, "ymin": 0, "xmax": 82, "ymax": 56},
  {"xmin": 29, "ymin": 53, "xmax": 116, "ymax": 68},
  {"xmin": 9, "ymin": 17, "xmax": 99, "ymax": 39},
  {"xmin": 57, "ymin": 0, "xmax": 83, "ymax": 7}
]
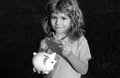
[{"xmin": 32, "ymin": 52, "xmax": 57, "ymax": 74}]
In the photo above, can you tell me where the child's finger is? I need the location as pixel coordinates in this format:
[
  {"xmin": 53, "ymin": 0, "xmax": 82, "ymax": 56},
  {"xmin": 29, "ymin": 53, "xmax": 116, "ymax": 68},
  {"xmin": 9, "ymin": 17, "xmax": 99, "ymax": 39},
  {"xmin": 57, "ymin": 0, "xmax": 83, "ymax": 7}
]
[
  {"xmin": 61, "ymin": 41, "xmax": 68, "ymax": 45},
  {"xmin": 37, "ymin": 71, "xmax": 41, "ymax": 74},
  {"xmin": 33, "ymin": 67, "xmax": 36, "ymax": 72},
  {"xmin": 62, "ymin": 50, "xmax": 69, "ymax": 56},
  {"xmin": 37, "ymin": 71, "xmax": 43, "ymax": 74}
]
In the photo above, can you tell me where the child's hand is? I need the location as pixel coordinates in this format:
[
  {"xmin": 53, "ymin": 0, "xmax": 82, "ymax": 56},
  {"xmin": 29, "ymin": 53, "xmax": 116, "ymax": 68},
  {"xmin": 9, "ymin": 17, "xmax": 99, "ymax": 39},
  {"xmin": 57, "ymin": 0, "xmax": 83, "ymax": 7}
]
[
  {"xmin": 60, "ymin": 42, "xmax": 72, "ymax": 57},
  {"xmin": 33, "ymin": 67, "xmax": 43, "ymax": 74}
]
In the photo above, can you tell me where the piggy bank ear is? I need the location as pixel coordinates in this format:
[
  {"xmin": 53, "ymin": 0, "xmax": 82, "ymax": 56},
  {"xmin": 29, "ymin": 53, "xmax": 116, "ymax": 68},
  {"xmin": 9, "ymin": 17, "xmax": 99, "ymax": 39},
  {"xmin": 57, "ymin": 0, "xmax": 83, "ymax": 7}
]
[{"xmin": 50, "ymin": 53, "xmax": 56, "ymax": 59}]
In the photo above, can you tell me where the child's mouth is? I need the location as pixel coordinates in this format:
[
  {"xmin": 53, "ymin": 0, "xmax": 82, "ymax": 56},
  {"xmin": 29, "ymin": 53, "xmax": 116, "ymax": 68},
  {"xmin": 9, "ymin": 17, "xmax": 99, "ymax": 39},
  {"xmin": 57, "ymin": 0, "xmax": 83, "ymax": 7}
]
[{"xmin": 55, "ymin": 26, "xmax": 63, "ymax": 29}]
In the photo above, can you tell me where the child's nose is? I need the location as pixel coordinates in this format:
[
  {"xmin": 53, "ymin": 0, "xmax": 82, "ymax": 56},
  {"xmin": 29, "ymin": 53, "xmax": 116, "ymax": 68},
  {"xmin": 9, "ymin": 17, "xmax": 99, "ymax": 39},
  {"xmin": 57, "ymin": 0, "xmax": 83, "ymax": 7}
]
[{"xmin": 56, "ymin": 19, "xmax": 62, "ymax": 25}]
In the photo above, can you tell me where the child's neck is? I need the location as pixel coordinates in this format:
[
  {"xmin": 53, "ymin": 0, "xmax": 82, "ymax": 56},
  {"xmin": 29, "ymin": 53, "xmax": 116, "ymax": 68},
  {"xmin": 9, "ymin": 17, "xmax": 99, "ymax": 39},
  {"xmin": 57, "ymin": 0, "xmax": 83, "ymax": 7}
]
[{"xmin": 54, "ymin": 33, "xmax": 67, "ymax": 40}]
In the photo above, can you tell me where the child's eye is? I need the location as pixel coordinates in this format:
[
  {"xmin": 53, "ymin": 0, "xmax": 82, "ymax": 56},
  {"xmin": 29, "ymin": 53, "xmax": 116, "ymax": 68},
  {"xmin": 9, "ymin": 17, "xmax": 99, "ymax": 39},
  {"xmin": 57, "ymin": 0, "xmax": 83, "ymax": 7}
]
[
  {"xmin": 51, "ymin": 16, "xmax": 56, "ymax": 19},
  {"xmin": 62, "ymin": 17, "xmax": 66, "ymax": 20}
]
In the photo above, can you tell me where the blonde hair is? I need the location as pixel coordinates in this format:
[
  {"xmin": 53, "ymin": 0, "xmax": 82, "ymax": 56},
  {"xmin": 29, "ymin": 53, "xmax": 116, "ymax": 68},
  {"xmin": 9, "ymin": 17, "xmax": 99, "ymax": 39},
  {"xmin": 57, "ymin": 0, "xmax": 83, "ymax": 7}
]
[{"xmin": 42, "ymin": 0, "xmax": 85, "ymax": 41}]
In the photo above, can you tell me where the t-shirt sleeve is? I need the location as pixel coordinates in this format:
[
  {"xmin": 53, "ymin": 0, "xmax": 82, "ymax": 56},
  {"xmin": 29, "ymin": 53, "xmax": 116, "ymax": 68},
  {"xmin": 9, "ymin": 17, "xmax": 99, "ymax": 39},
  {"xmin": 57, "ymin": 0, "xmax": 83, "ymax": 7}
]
[
  {"xmin": 38, "ymin": 38, "xmax": 48, "ymax": 52},
  {"xmin": 77, "ymin": 36, "xmax": 92, "ymax": 61}
]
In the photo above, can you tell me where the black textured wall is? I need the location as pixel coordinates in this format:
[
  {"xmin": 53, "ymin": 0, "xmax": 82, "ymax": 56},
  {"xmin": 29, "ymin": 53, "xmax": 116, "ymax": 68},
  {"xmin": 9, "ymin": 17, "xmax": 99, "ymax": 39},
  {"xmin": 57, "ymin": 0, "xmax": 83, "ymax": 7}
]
[{"xmin": 0, "ymin": 0, "xmax": 120, "ymax": 78}]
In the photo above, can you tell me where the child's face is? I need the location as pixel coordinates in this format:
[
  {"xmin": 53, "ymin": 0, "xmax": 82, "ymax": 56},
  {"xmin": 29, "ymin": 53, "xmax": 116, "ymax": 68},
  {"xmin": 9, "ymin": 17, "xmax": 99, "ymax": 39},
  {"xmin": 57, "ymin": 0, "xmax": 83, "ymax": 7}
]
[{"xmin": 50, "ymin": 12, "xmax": 71, "ymax": 35}]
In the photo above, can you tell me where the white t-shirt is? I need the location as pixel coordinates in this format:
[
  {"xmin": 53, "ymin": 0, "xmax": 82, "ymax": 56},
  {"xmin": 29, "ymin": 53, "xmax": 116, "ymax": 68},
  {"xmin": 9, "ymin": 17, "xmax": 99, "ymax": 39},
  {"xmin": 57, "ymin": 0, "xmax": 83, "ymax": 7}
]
[{"xmin": 39, "ymin": 36, "xmax": 92, "ymax": 78}]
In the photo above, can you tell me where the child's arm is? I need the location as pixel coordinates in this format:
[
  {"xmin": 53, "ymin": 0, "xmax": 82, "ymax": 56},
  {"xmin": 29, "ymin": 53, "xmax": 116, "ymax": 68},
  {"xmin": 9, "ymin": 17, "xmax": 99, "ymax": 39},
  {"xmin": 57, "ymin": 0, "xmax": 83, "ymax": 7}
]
[
  {"xmin": 61, "ymin": 37, "xmax": 91, "ymax": 75},
  {"xmin": 66, "ymin": 52, "xmax": 88, "ymax": 75}
]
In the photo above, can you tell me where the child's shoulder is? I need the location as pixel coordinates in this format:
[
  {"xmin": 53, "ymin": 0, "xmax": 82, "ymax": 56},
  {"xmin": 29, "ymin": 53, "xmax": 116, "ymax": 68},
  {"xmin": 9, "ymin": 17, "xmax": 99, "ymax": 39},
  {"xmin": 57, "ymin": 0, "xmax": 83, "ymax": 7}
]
[
  {"xmin": 41, "ymin": 37, "xmax": 50, "ymax": 43},
  {"xmin": 79, "ymin": 35, "xmax": 87, "ymax": 41},
  {"xmin": 77, "ymin": 35, "xmax": 88, "ymax": 45}
]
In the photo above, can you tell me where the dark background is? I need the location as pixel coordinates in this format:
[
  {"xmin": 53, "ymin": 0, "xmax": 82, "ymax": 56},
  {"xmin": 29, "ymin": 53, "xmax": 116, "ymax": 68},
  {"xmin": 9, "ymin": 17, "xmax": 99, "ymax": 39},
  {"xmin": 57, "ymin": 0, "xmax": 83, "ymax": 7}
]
[{"xmin": 0, "ymin": 0, "xmax": 120, "ymax": 78}]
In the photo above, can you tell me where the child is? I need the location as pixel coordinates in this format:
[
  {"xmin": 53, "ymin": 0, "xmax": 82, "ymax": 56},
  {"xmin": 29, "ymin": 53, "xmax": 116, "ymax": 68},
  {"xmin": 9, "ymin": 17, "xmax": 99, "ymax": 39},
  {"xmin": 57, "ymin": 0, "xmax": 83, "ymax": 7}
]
[{"xmin": 38, "ymin": 0, "xmax": 92, "ymax": 78}]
